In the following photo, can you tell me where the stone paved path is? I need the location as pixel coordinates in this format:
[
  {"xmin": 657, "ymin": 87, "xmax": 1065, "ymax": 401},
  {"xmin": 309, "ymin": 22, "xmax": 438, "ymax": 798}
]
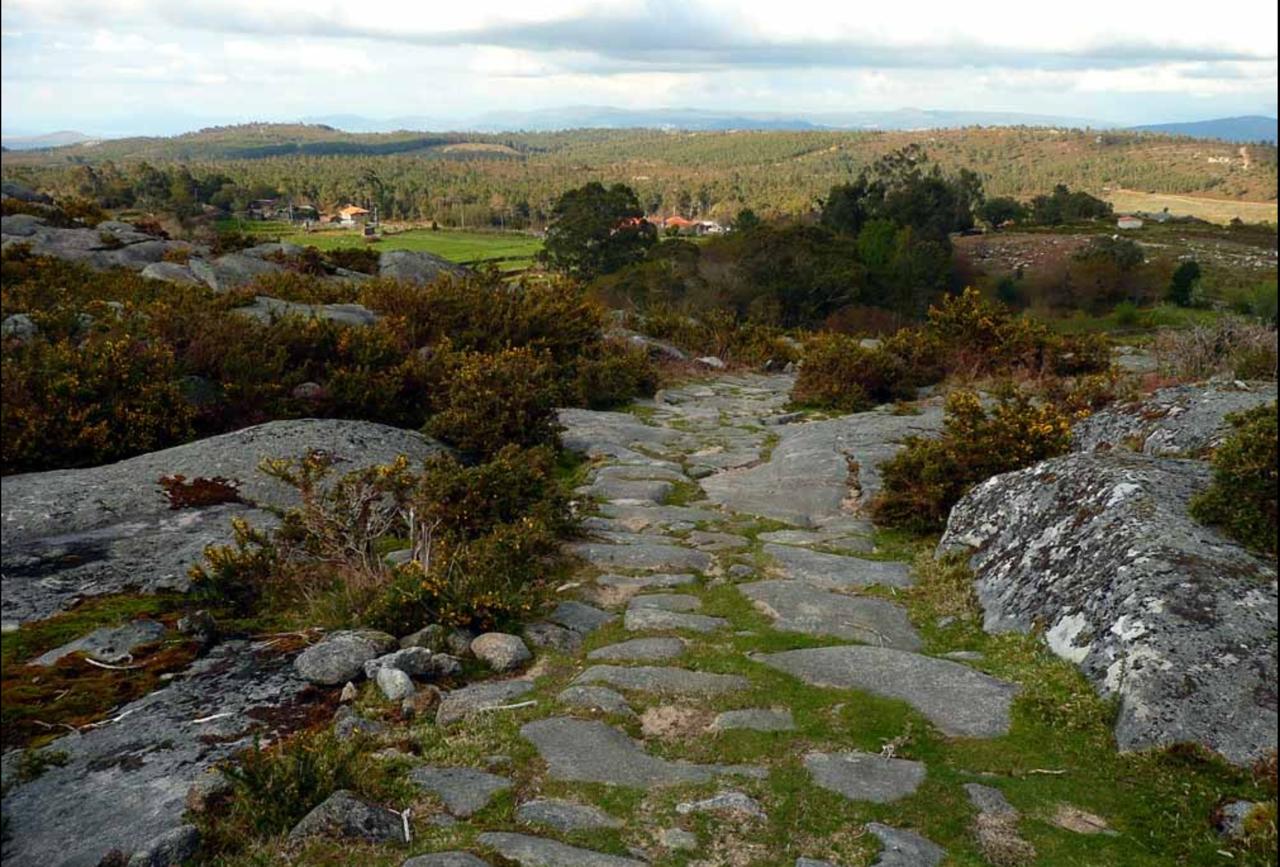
[{"xmin": 394, "ymin": 373, "xmax": 1022, "ymax": 865}]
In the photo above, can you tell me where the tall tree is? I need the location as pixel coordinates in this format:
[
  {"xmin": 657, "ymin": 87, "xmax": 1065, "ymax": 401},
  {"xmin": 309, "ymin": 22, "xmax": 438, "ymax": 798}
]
[{"xmin": 543, "ymin": 182, "xmax": 656, "ymax": 278}]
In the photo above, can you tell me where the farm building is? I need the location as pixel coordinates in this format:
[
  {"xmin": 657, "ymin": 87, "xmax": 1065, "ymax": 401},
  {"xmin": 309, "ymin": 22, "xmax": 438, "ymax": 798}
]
[
  {"xmin": 1116, "ymin": 215, "xmax": 1145, "ymax": 229},
  {"xmin": 245, "ymin": 198, "xmax": 278, "ymax": 220},
  {"xmin": 336, "ymin": 205, "xmax": 371, "ymax": 226}
]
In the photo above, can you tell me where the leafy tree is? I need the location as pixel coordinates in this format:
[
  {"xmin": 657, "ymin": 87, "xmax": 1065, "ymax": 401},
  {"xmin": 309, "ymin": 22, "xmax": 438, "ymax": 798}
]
[
  {"xmin": 1167, "ymin": 260, "xmax": 1202, "ymax": 307},
  {"xmin": 732, "ymin": 208, "xmax": 761, "ymax": 232},
  {"xmin": 542, "ymin": 182, "xmax": 656, "ymax": 278},
  {"xmin": 1029, "ymin": 184, "xmax": 1112, "ymax": 225},
  {"xmin": 978, "ymin": 196, "xmax": 1028, "ymax": 227}
]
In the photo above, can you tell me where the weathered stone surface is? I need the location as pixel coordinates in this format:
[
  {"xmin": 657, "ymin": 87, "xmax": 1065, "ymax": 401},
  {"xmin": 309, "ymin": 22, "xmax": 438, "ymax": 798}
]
[
  {"xmin": 196, "ymin": 253, "xmax": 282, "ymax": 291},
  {"xmin": 628, "ymin": 594, "xmax": 701, "ymax": 612},
  {"xmin": 676, "ymin": 790, "xmax": 766, "ymax": 819},
  {"xmin": 575, "ymin": 665, "xmax": 749, "ymax": 696},
  {"xmin": 521, "ymin": 717, "xmax": 715, "ymax": 786},
  {"xmin": 233, "ymin": 294, "xmax": 379, "ymax": 326},
  {"xmin": 557, "ymin": 685, "xmax": 635, "ymax": 717},
  {"xmin": 333, "ymin": 705, "xmax": 388, "ymax": 740},
  {"xmin": 516, "ymin": 799, "xmax": 623, "ymax": 832},
  {"xmin": 524, "ymin": 621, "xmax": 583, "ymax": 653},
  {"xmin": 376, "ymin": 666, "xmax": 416, "ymax": 701},
  {"xmin": 1072, "ymin": 383, "xmax": 1278, "ymax": 457},
  {"xmin": 33, "ymin": 619, "xmax": 168, "ymax": 666},
  {"xmin": 710, "ymin": 708, "xmax": 796, "ymax": 732},
  {"xmin": 409, "ymin": 767, "xmax": 510, "ymax": 817},
  {"xmin": 402, "ymin": 854, "xmax": 491, "ymax": 867},
  {"xmin": 587, "ymin": 477, "xmax": 673, "ymax": 503},
  {"xmin": 661, "ymin": 828, "xmax": 699, "ymax": 850},
  {"xmin": 804, "ymin": 751, "xmax": 926, "ymax": 803},
  {"xmin": 0, "ymin": 640, "xmax": 314, "ymax": 866},
  {"xmin": 140, "ymin": 260, "xmax": 203, "ymax": 286},
  {"xmin": 596, "ymin": 572, "xmax": 699, "ymax": 592},
  {"xmin": 594, "ymin": 464, "xmax": 687, "ymax": 483},
  {"xmin": 686, "ymin": 530, "xmax": 749, "ymax": 551},
  {"xmin": 400, "ymin": 624, "xmax": 449, "ymax": 651},
  {"xmin": 295, "ymin": 630, "xmax": 398, "ymax": 686},
  {"xmin": 588, "ymin": 638, "xmax": 687, "ymax": 662},
  {"xmin": 764, "ymin": 545, "xmax": 913, "ymax": 590},
  {"xmin": 964, "ymin": 783, "xmax": 1016, "ymax": 816},
  {"xmin": 364, "ymin": 647, "xmax": 458, "ymax": 680},
  {"xmin": 866, "ymin": 823, "xmax": 947, "ymax": 866},
  {"xmin": 378, "ymin": 249, "xmax": 466, "ymax": 284},
  {"xmin": 739, "ymin": 581, "xmax": 922, "ymax": 650},
  {"xmin": 471, "ymin": 633, "xmax": 532, "ymax": 672},
  {"xmin": 125, "ymin": 824, "xmax": 200, "ymax": 867},
  {"xmin": 1, "ymin": 419, "xmax": 444, "ymax": 624},
  {"xmin": 549, "ymin": 601, "xmax": 616, "ymax": 634},
  {"xmin": 597, "ymin": 504, "xmax": 721, "ymax": 530},
  {"xmin": 569, "ymin": 541, "xmax": 712, "ymax": 573},
  {"xmin": 606, "ymin": 328, "xmax": 689, "ymax": 362},
  {"xmin": 703, "ymin": 403, "xmax": 944, "ymax": 526},
  {"xmin": 437, "ymin": 679, "xmax": 534, "ymax": 726},
  {"xmin": 624, "ymin": 608, "xmax": 728, "ymax": 633},
  {"xmin": 478, "ymin": 832, "xmax": 646, "ymax": 867},
  {"xmin": 557, "ymin": 408, "xmax": 679, "ymax": 459},
  {"xmin": 761, "ymin": 646, "xmax": 1018, "ymax": 738},
  {"xmin": 758, "ymin": 529, "xmax": 874, "ymax": 553},
  {"xmin": 289, "ymin": 789, "xmax": 404, "ymax": 843},
  {"xmin": 940, "ymin": 450, "xmax": 1277, "ymax": 764}
]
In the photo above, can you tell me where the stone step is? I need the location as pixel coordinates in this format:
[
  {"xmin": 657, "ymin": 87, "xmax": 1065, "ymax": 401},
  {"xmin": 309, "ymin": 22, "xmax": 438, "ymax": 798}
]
[
  {"xmin": 568, "ymin": 541, "xmax": 712, "ymax": 573},
  {"xmin": 739, "ymin": 581, "xmax": 922, "ymax": 650},
  {"xmin": 520, "ymin": 717, "xmax": 760, "ymax": 787},
  {"xmin": 587, "ymin": 637, "xmax": 687, "ymax": 662},
  {"xmin": 575, "ymin": 664, "xmax": 749, "ymax": 696},
  {"xmin": 764, "ymin": 544, "xmax": 913, "ymax": 590},
  {"xmin": 759, "ymin": 646, "xmax": 1018, "ymax": 738},
  {"xmin": 623, "ymin": 608, "xmax": 730, "ymax": 634},
  {"xmin": 805, "ymin": 751, "xmax": 926, "ymax": 803},
  {"xmin": 477, "ymin": 831, "xmax": 646, "ymax": 866},
  {"xmin": 627, "ymin": 594, "xmax": 701, "ymax": 612}
]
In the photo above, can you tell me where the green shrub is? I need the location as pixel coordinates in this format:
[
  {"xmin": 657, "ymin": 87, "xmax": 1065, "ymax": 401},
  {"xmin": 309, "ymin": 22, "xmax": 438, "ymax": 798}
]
[
  {"xmin": 1189, "ymin": 403, "xmax": 1277, "ymax": 556},
  {"xmin": 192, "ymin": 446, "xmax": 574, "ymax": 631},
  {"xmin": 872, "ymin": 389, "xmax": 1075, "ymax": 532},
  {"xmin": 792, "ymin": 333, "xmax": 913, "ymax": 412},
  {"xmin": 427, "ymin": 346, "xmax": 561, "ymax": 459},
  {"xmin": 571, "ymin": 340, "xmax": 659, "ymax": 409},
  {"xmin": 1167, "ymin": 260, "xmax": 1202, "ymax": 308}
]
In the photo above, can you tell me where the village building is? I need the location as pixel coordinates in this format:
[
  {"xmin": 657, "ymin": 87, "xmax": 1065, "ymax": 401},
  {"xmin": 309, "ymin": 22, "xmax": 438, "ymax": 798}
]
[
  {"xmin": 336, "ymin": 205, "xmax": 371, "ymax": 226},
  {"xmin": 1116, "ymin": 214, "xmax": 1145, "ymax": 230}
]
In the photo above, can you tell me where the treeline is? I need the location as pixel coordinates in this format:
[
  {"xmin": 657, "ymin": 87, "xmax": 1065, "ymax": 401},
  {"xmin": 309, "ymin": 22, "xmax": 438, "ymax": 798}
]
[{"xmin": 4, "ymin": 125, "xmax": 1275, "ymax": 228}]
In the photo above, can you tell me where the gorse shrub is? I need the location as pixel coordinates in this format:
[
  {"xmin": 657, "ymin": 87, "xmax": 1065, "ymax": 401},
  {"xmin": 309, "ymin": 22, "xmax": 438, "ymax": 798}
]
[
  {"xmin": 191, "ymin": 446, "xmax": 572, "ymax": 631},
  {"xmin": 791, "ymin": 333, "xmax": 913, "ymax": 412},
  {"xmin": 2, "ymin": 249, "xmax": 652, "ymax": 473},
  {"xmin": 427, "ymin": 346, "xmax": 562, "ymax": 460},
  {"xmin": 792, "ymin": 288, "xmax": 1112, "ymax": 413},
  {"xmin": 1189, "ymin": 403, "xmax": 1277, "ymax": 556},
  {"xmin": 872, "ymin": 389, "xmax": 1076, "ymax": 532}
]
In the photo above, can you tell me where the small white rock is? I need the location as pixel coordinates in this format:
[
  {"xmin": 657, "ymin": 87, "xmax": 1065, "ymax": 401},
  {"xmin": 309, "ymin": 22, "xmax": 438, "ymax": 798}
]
[{"xmin": 375, "ymin": 666, "xmax": 415, "ymax": 701}]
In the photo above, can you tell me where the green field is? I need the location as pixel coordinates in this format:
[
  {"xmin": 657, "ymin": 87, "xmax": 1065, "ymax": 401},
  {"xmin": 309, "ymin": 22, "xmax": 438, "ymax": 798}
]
[
  {"xmin": 286, "ymin": 227, "xmax": 542, "ymax": 271},
  {"xmin": 219, "ymin": 220, "xmax": 543, "ymax": 270}
]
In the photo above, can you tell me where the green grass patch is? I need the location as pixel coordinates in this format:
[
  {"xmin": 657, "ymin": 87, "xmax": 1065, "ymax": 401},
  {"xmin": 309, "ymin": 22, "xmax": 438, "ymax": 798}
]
[{"xmin": 280, "ymin": 227, "xmax": 543, "ymax": 271}]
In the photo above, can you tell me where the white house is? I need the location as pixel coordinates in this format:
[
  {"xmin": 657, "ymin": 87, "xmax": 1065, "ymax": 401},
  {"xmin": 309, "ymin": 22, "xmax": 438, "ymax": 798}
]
[{"xmin": 1116, "ymin": 215, "xmax": 1144, "ymax": 230}]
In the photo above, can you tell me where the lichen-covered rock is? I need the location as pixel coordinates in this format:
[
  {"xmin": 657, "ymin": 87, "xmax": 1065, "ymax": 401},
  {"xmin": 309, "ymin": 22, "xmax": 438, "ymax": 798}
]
[
  {"xmin": 1072, "ymin": 382, "xmax": 1278, "ymax": 457},
  {"xmin": 295, "ymin": 630, "xmax": 398, "ymax": 686},
  {"xmin": 1, "ymin": 419, "xmax": 445, "ymax": 624},
  {"xmin": 940, "ymin": 450, "xmax": 1277, "ymax": 765},
  {"xmin": 288, "ymin": 789, "xmax": 404, "ymax": 843},
  {"xmin": 471, "ymin": 633, "xmax": 532, "ymax": 672},
  {"xmin": 378, "ymin": 249, "xmax": 466, "ymax": 284},
  {"xmin": 232, "ymin": 294, "xmax": 379, "ymax": 327}
]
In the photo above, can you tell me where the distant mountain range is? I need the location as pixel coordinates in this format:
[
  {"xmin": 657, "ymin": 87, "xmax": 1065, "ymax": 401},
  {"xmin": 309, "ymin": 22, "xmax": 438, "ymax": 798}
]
[
  {"xmin": 1129, "ymin": 115, "xmax": 1277, "ymax": 143},
  {"xmin": 299, "ymin": 106, "xmax": 1105, "ymax": 133},
  {"xmin": 5, "ymin": 111, "xmax": 1276, "ymax": 149},
  {"xmin": 1, "ymin": 130, "xmax": 100, "ymax": 150}
]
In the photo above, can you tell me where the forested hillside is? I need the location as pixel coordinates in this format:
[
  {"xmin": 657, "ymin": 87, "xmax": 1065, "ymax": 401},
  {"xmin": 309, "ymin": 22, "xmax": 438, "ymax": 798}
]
[{"xmin": 3, "ymin": 124, "xmax": 1276, "ymax": 227}]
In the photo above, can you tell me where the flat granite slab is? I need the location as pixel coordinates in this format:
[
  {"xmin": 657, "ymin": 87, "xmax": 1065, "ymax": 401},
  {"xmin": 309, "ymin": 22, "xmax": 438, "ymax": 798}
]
[
  {"xmin": 575, "ymin": 664, "xmax": 749, "ymax": 696},
  {"xmin": 805, "ymin": 751, "xmax": 926, "ymax": 803},
  {"xmin": 478, "ymin": 831, "xmax": 646, "ymax": 866},
  {"xmin": 739, "ymin": 581, "xmax": 922, "ymax": 650},
  {"xmin": 521, "ymin": 717, "xmax": 760, "ymax": 788},
  {"xmin": 588, "ymin": 637, "xmax": 687, "ymax": 662},
  {"xmin": 764, "ymin": 545, "xmax": 913, "ymax": 590},
  {"xmin": 760, "ymin": 646, "xmax": 1018, "ymax": 738},
  {"xmin": 568, "ymin": 541, "xmax": 713, "ymax": 573}
]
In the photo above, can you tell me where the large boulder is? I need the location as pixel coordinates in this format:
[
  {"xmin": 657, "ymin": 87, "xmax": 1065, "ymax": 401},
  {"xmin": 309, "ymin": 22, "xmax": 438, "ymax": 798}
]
[
  {"xmin": 1, "ymin": 419, "xmax": 446, "ymax": 623},
  {"xmin": 0, "ymin": 640, "xmax": 313, "ymax": 867},
  {"xmin": 1072, "ymin": 382, "xmax": 1277, "ymax": 457},
  {"xmin": 378, "ymin": 249, "xmax": 466, "ymax": 284},
  {"xmin": 939, "ymin": 450, "xmax": 1277, "ymax": 765},
  {"xmin": 190, "ymin": 253, "xmax": 282, "ymax": 291},
  {"xmin": 232, "ymin": 295, "xmax": 379, "ymax": 327}
]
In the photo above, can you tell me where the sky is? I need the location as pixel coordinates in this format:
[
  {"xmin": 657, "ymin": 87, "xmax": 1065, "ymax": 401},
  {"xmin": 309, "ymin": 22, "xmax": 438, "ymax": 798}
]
[{"xmin": 1, "ymin": 0, "xmax": 1277, "ymax": 135}]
